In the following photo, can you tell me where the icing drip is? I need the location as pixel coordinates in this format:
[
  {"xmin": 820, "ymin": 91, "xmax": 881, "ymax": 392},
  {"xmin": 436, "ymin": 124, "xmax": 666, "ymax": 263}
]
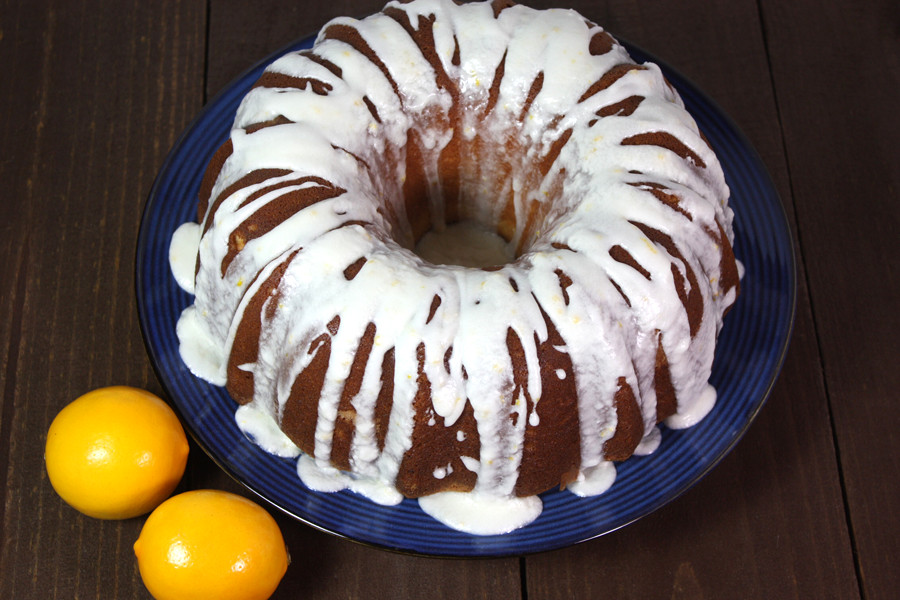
[
  {"xmin": 170, "ymin": 0, "xmax": 740, "ymax": 534},
  {"xmin": 566, "ymin": 461, "xmax": 617, "ymax": 497},
  {"xmin": 169, "ymin": 223, "xmax": 200, "ymax": 293},
  {"xmin": 235, "ymin": 403, "xmax": 301, "ymax": 458},
  {"xmin": 297, "ymin": 454, "xmax": 404, "ymax": 506},
  {"xmin": 419, "ymin": 491, "xmax": 543, "ymax": 535}
]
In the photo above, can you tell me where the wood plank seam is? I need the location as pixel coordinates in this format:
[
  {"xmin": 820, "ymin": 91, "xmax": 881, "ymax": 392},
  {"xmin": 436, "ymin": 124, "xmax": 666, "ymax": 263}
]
[
  {"xmin": 0, "ymin": 234, "xmax": 30, "ymax": 578},
  {"xmin": 756, "ymin": 1, "xmax": 865, "ymax": 597}
]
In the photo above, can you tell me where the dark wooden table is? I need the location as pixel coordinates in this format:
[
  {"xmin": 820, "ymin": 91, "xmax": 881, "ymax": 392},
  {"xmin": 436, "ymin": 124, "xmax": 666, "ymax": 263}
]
[{"xmin": 2, "ymin": 0, "xmax": 897, "ymax": 598}]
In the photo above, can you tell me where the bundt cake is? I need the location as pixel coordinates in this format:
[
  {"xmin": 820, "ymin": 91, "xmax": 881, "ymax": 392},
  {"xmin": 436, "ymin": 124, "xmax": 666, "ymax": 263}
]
[{"xmin": 169, "ymin": 0, "xmax": 741, "ymax": 534}]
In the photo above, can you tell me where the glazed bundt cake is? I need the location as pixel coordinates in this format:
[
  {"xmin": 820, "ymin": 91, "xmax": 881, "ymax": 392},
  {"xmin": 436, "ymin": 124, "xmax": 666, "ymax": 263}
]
[{"xmin": 169, "ymin": 0, "xmax": 740, "ymax": 534}]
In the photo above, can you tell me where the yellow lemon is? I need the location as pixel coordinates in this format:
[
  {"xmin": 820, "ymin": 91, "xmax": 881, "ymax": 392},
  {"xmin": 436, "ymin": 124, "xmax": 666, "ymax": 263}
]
[
  {"xmin": 134, "ymin": 490, "xmax": 289, "ymax": 600},
  {"xmin": 45, "ymin": 386, "xmax": 189, "ymax": 519}
]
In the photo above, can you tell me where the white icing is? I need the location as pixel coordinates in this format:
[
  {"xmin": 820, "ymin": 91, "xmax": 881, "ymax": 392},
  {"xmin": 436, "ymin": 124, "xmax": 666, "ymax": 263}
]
[
  {"xmin": 297, "ymin": 454, "xmax": 403, "ymax": 506},
  {"xmin": 175, "ymin": 306, "xmax": 227, "ymax": 385},
  {"xmin": 169, "ymin": 222, "xmax": 200, "ymax": 293},
  {"xmin": 634, "ymin": 426, "xmax": 662, "ymax": 456},
  {"xmin": 665, "ymin": 384, "xmax": 717, "ymax": 429},
  {"xmin": 433, "ymin": 464, "xmax": 453, "ymax": 479},
  {"xmin": 168, "ymin": 0, "xmax": 740, "ymax": 535},
  {"xmin": 567, "ymin": 461, "xmax": 616, "ymax": 497},
  {"xmin": 235, "ymin": 403, "xmax": 301, "ymax": 458},
  {"xmin": 419, "ymin": 491, "xmax": 543, "ymax": 535},
  {"xmin": 460, "ymin": 455, "xmax": 479, "ymax": 473}
]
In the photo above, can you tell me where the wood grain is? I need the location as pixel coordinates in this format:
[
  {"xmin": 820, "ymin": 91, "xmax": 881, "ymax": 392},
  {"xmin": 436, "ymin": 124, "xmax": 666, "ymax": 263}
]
[
  {"xmin": 760, "ymin": 1, "xmax": 900, "ymax": 598},
  {"xmin": 1, "ymin": 0, "xmax": 896, "ymax": 598},
  {"xmin": 0, "ymin": 1, "xmax": 205, "ymax": 598}
]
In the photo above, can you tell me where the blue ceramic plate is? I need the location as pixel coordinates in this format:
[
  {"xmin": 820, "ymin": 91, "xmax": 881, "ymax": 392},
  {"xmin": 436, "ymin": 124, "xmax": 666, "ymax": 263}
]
[{"xmin": 136, "ymin": 34, "xmax": 795, "ymax": 557}]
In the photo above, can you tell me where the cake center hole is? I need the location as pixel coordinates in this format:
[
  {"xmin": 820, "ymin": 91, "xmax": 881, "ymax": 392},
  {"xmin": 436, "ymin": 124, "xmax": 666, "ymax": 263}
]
[{"xmin": 414, "ymin": 220, "xmax": 515, "ymax": 268}]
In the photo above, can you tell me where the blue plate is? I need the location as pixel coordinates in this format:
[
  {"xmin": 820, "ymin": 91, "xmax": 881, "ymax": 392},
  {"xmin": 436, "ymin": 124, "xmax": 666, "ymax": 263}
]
[{"xmin": 136, "ymin": 34, "xmax": 795, "ymax": 557}]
